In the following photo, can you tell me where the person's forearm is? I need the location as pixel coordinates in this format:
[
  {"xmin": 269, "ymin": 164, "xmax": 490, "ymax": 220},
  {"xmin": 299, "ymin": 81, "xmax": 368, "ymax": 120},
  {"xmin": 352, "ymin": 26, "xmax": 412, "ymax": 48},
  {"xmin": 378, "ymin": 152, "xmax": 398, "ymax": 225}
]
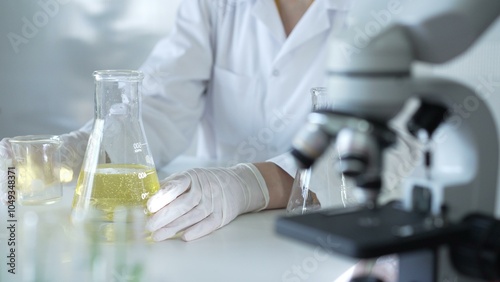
[{"xmin": 254, "ymin": 162, "xmax": 293, "ymax": 210}]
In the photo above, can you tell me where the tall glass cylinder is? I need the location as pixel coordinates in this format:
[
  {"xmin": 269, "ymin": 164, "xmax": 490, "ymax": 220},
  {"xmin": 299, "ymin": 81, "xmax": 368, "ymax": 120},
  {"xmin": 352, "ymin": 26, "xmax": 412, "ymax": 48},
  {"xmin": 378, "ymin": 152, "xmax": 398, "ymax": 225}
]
[{"xmin": 72, "ymin": 70, "xmax": 160, "ymax": 223}]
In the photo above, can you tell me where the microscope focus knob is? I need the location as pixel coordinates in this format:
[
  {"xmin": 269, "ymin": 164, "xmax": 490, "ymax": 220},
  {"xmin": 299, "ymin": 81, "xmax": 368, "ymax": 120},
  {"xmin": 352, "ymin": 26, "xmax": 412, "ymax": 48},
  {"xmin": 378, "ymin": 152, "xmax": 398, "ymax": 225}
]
[{"xmin": 450, "ymin": 213, "xmax": 500, "ymax": 280}]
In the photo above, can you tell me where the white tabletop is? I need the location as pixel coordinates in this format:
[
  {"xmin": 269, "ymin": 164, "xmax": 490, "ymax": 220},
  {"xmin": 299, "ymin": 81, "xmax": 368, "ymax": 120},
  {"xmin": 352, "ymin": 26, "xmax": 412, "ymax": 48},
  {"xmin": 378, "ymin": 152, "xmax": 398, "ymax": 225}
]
[
  {"xmin": 0, "ymin": 157, "xmax": 357, "ymax": 282},
  {"xmin": 144, "ymin": 210, "xmax": 355, "ymax": 282}
]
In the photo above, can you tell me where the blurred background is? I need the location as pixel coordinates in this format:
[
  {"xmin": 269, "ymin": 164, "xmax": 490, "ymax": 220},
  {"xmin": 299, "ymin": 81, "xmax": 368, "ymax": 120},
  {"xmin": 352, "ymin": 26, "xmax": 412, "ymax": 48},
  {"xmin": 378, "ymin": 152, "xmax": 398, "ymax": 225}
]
[
  {"xmin": 1, "ymin": 1, "xmax": 500, "ymax": 212},
  {"xmin": 1, "ymin": 1, "xmax": 500, "ymax": 139},
  {"xmin": 0, "ymin": 0, "xmax": 181, "ymax": 138}
]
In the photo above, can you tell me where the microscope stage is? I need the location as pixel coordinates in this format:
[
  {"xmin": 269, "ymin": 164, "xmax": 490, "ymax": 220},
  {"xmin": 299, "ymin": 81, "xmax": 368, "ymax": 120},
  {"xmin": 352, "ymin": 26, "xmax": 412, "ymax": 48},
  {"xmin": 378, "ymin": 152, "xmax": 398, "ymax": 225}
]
[{"xmin": 276, "ymin": 203, "xmax": 466, "ymax": 258}]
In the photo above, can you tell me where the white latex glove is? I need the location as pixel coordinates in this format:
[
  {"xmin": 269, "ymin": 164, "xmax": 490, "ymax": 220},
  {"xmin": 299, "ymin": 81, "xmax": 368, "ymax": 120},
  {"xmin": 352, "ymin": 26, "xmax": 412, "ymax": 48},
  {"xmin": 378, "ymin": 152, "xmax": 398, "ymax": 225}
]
[
  {"xmin": 0, "ymin": 131, "xmax": 89, "ymax": 204},
  {"xmin": 146, "ymin": 163, "xmax": 270, "ymax": 241}
]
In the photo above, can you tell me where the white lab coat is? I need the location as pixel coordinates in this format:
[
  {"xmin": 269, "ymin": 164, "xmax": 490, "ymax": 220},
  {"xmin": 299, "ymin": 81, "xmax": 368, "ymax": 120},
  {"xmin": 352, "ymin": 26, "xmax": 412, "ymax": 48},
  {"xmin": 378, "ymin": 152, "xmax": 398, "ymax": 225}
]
[{"xmin": 139, "ymin": 0, "xmax": 350, "ymax": 174}]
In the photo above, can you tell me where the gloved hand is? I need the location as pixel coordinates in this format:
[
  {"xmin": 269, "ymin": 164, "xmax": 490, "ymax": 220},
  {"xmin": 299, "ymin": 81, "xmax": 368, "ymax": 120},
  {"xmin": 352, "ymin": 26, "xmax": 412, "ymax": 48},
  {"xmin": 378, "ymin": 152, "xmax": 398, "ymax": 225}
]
[
  {"xmin": 146, "ymin": 163, "xmax": 270, "ymax": 241},
  {"xmin": 0, "ymin": 131, "xmax": 89, "ymax": 204}
]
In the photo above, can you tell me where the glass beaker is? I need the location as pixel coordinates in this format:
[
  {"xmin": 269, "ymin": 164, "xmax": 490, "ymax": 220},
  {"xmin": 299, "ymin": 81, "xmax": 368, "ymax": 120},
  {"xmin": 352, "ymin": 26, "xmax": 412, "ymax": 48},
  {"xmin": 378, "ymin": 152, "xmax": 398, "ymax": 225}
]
[
  {"xmin": 9, "ymin": 135, "xmax": 63, "ymax": 205},
  {"xmin": 286, "ymin": 88, "xmax": 358, "ymax": 214},
  {"xmin": 72, "ymin": 70, "xmax": 160, "ymax": 225}
]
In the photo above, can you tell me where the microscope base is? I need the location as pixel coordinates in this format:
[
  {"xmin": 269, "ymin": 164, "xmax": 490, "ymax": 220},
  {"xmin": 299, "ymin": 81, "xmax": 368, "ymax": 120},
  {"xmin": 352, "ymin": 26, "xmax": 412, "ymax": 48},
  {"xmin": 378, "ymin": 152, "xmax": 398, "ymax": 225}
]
[{"xmin": 276, "ymin": 202, "xmax": 465, "ymax": 259}]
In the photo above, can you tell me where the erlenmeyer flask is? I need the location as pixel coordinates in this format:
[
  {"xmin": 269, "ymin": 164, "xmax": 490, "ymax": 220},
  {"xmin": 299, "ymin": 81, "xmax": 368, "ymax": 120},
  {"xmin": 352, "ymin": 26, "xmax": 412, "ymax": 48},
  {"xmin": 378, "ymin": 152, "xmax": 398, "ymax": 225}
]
[
  {"xmin": 286, "ymin": 87, "xmax": 358, "ymax": 215},
  {"xmin": 286, "ymin": 88, "xmax": 328, "ymax": 214},
  {"xmin": 72, "ymin": 70, "xmax": 160, "ymax": 222}
]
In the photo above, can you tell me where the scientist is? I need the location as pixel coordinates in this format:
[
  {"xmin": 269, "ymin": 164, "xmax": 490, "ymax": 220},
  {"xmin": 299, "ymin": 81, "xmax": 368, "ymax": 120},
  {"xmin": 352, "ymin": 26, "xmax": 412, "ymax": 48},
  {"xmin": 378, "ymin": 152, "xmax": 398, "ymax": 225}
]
[
  {"xmin": 1, "ymin": 0, "xmax": 352, "ymax": 241},
  {"xmin": 138, "ymin": 0, "xmax": 351, "ymax": 242}
]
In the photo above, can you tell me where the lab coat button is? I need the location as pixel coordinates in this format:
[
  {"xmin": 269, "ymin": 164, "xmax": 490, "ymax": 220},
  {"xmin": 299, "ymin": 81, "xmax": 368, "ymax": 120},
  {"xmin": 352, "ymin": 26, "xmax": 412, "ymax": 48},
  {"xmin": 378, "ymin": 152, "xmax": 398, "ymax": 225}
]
[{"xmin": 272, "ymin": 69, "xmax": 280, "ymax": 77}]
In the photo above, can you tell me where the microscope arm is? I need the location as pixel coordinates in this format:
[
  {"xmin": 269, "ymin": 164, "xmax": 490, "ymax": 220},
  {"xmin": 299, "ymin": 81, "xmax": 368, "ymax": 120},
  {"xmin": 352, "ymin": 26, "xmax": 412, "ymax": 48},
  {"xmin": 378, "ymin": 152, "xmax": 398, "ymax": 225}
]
[
  {"xmin": 326, "ymin": 0, "xmax": 500, "ymax": 123},
  {"xmin": 400, "ymin": 0, "xmax": 500, "ymax": 64}
]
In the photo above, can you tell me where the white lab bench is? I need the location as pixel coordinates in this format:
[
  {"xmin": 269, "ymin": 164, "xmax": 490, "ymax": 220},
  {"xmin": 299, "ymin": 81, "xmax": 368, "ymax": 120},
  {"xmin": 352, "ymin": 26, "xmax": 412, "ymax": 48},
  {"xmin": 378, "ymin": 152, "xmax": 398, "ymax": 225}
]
[{"xmin": 0, "ymin": 157, "xmax": 356, "ymax": 282}]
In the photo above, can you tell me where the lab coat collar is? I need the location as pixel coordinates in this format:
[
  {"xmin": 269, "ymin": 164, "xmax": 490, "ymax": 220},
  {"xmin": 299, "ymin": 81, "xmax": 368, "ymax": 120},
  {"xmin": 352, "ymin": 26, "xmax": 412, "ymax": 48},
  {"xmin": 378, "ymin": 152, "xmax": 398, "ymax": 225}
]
[
  {"xmin": 251, "ymin": 0, "xmax": 351, "ymax": 62},
  {"xmin": 280, "ymin": 0, "xmax": 351, "ymax": 63},
  {"xmin": 251, "ymin": 0, "xmax": 286, "ymax": 43}
]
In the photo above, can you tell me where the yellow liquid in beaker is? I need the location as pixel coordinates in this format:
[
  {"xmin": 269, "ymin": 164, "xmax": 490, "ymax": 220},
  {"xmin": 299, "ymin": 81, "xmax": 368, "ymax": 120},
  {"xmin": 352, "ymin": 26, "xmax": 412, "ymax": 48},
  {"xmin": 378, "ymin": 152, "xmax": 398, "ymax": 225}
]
[{"xmin": 73, "ymin": 164, "xmax": 160, "ymax": 220}]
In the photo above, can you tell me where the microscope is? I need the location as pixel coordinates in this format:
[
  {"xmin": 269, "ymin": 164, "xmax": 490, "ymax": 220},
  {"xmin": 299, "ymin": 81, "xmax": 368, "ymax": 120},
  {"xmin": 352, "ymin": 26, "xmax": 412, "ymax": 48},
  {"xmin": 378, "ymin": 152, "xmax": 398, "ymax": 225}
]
[{"xmin": 276, "ymin": 0, "xmax": 500, "ymax": 281}]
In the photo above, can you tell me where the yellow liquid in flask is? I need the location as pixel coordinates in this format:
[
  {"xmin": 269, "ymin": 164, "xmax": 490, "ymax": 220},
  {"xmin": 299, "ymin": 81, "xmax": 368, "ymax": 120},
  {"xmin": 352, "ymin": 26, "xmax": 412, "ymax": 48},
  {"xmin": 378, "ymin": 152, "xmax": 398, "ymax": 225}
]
[{"xmin": 73, "ymin": 164, "xmax": 160, "ymax": 220}]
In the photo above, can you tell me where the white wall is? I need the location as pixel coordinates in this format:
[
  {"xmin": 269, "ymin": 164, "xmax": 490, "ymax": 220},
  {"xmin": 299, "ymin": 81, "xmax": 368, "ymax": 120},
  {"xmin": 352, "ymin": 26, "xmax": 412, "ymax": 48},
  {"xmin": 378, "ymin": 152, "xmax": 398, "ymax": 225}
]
[{"xmin": 0, "ymin": 0, "xmax": 181, "ymax": 138}]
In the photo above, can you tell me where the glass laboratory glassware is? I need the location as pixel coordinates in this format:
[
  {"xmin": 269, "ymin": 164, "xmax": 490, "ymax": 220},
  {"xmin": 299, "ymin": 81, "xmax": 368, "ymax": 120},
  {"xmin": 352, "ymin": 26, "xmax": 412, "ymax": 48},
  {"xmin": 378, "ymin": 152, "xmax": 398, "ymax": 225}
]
[
  {"xmin": 286, "ymin": 88, "xmax": 358, "ymax": 214},
  {"xmin": 286, "ymin": 88, "xmax": 328, "ymax": 214},
  {"xmin": 72, "ymin": 70, "xmax": 160, "ymax": 225},
  {"xmin": 9, "ymin": 135, "xmax": 63, "ymax": 205}
]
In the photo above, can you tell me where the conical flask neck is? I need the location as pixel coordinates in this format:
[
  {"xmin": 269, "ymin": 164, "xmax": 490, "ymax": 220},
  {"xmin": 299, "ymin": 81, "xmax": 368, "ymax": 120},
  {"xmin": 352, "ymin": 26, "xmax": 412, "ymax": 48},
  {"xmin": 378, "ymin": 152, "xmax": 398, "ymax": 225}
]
[
  {"xmin": 89, "ymin": 70, "xmax": 151, "ymax": 166},
  {"xmin": 93, "ymin": 70, "xmax": 144, "ymax": 120}
]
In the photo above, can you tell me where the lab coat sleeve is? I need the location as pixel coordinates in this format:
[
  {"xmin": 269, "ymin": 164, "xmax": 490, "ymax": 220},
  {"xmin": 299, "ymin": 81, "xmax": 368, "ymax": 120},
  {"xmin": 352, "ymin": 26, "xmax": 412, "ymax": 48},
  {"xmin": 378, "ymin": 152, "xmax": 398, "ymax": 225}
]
[
  {"xmin": 139, "ymin": 0, "xmax": 214, "ymax": 168},
  {"xmin": 267, "ymin": 152, "xmax": 300, "ymax": 178}
]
